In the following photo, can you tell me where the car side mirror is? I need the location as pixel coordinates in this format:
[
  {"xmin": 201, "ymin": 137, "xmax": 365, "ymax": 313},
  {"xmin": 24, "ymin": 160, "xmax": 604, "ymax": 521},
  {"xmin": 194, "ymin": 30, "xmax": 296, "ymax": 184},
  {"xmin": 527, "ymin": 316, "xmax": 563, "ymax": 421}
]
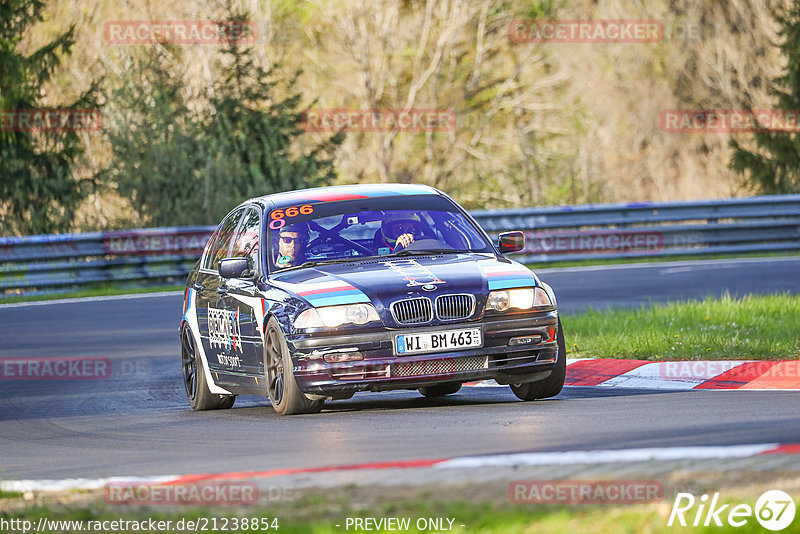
[
  {"xmin": 218, "ymin": 257, "xmax": 252, "ymax": 279},
  {"xmin": 498, "ymin": 231, "xmax": 525, "ymax": 253}
]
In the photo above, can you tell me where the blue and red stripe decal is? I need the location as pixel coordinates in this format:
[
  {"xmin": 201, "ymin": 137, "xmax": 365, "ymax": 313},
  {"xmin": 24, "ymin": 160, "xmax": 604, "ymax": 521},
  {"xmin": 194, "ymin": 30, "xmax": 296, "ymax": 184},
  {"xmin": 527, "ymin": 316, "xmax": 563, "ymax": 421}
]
[
  {"xmin": 478, "ymin": 261, "xmax": 538, "ymax": 290},
  {"xmin": 294, "ymin": 279, "xmax": 371, "ymax": 307}
]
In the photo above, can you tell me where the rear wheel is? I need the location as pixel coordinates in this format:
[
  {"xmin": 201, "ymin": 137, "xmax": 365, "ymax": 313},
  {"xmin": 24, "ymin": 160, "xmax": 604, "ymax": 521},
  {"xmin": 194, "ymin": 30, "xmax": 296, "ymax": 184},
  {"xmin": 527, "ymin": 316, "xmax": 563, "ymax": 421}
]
[
  {"xmin": 181, "ymin": 325, "xmax": 235, "ymax": 410},
  {"xmin": 263, "ymin": 317, "xmax": 323, "ymax": 415},
  {"xmin": 510, "ymin": 318, "xmax": 566, "ymax": 401},
  {"xmin": 419, "ymin": 382, "xmax": 462, "ymax": 397}
]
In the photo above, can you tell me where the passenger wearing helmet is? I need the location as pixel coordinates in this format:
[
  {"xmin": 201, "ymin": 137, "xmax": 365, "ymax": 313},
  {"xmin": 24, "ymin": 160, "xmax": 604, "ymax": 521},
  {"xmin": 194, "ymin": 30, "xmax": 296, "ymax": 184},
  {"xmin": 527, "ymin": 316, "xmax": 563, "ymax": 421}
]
[
  {"xmin": 275, "ymin": 222, "xmax": 309, "ymax": 268},
  {"xmin": 378, "ymin": 212, "xmax": 421, "ymax": 252}
]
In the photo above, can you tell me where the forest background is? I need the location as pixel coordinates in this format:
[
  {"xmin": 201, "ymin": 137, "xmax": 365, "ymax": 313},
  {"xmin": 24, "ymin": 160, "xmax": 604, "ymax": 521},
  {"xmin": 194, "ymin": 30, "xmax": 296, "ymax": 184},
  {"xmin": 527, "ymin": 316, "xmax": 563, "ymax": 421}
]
[{"xmin": 1, "ymin": 0, "xmax": 795, "ymax": 235}]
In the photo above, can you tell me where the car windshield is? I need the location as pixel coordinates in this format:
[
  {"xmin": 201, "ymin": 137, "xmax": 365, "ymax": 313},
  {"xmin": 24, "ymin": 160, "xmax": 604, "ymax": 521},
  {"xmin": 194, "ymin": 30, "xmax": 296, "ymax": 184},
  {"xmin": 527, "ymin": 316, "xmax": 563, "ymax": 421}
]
[{"xmin": 267, "ymin": 194, "xmax": 493, "ymax": 271}]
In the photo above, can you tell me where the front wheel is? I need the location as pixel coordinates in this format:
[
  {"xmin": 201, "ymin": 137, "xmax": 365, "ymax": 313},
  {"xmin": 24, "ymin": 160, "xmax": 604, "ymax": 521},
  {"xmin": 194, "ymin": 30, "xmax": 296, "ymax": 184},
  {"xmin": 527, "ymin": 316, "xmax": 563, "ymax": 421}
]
[
  {"xmin": 263, "ymin": 317, "xmax": 323, "ymax": 415},
  {"xmin": 510, "ymin": 318, "xmax": 566, "ymax": 401},
  {"xmin": 181, "ymin": 325, "xmax": 235, "ymax": 410}
]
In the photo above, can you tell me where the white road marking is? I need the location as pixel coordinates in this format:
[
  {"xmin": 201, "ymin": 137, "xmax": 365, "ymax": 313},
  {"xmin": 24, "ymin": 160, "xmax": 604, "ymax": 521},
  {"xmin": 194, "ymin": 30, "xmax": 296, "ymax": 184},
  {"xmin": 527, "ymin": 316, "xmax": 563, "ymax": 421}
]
[
  {"xmin": 0, "ymin": 291, "xmax": 183, "ymax": 309},
  {"xmin": 3, "ymin": 443, "xmax": 792, "ymax": 493},
  {"xmin": 1, "ymin": 475, "xmax": 178, "ymax": 493},
  {"xmin": 434, "ymin": 443, "xmax": 780, "ymax": 469}
]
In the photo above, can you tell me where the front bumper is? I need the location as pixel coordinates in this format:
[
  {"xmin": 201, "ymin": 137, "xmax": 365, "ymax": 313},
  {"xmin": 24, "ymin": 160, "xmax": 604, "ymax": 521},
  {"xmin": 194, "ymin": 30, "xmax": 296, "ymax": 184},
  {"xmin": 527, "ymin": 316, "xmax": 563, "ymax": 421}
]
[{"xmin": 287, "ymin": 312, "xmax": 560, "ymax": 395}]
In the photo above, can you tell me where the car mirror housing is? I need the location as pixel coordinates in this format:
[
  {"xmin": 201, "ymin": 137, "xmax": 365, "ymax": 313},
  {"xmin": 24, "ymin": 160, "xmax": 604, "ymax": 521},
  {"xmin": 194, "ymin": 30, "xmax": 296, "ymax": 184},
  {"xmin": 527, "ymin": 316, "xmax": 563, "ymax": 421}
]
[
  {"xmin": 218, "ymin": 257, "xmax": 251, "ymax": 279},
  {"xmin": 498, "ymin": 231, "xmax": 525, "ymax": 253}
]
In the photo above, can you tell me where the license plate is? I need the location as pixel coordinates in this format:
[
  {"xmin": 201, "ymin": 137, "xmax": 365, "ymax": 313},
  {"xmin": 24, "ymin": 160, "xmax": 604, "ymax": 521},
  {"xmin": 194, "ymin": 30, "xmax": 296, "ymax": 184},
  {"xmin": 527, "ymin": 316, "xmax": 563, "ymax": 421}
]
[{"xmin": 395, "ymin": 328, "xmax": 482, "ymax": 355}]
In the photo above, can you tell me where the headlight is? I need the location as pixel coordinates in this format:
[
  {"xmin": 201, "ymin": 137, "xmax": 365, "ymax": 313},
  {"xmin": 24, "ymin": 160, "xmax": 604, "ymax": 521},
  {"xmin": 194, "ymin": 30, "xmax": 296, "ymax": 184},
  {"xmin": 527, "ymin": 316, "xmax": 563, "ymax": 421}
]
[
  {"xmin": 485, "ymin": 287, "xmax": 551, "ymax": 312},
  {"xmin": 294, "ymin": 303, "xmax": 380, "ymax": 329}
]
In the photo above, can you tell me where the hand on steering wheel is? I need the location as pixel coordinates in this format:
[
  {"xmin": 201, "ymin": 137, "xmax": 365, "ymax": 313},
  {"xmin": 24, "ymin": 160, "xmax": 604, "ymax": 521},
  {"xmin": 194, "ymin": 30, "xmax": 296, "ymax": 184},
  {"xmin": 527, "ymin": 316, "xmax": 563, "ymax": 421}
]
[{"xmin": 395, "ymin": 233, "xmax": 415, "ymax": 250}]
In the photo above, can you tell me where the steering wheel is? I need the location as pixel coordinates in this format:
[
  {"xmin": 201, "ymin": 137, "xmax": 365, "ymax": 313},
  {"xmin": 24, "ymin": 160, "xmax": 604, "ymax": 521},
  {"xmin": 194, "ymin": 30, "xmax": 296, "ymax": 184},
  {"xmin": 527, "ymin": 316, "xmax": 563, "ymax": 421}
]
[
  {"xmin": 307, "ymin": 220, "xmax": 372, "ymax": 256},
  {"xmin": 401, "ymin": 238, "xmax": 454, "ymax": 252}
]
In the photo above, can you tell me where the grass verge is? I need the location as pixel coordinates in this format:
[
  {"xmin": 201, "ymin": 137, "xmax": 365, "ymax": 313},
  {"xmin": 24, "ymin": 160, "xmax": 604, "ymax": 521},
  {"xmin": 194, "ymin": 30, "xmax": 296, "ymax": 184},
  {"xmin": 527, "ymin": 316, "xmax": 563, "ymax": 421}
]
[{"xmin": 564, "ymin": 292, "xmax": 800, "ymax": 360}]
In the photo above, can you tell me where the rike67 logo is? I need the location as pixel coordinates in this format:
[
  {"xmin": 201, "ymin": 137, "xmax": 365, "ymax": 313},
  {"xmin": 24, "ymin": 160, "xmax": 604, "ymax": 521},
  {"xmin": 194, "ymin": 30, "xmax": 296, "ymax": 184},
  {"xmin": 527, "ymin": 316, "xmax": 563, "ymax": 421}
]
[{"xmin": 668, "ymin": 490, "xmax": 796, "ymax": 531}]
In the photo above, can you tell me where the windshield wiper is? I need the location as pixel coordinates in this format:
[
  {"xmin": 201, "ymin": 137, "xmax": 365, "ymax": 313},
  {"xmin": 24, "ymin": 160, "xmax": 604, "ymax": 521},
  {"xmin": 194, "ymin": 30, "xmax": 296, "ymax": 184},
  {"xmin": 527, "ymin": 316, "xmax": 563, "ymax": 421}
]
[
  {"xmin": 388, "ymin": 249, "xmax": 469, "ymax": 257},
  {"xmin": 297, "ymin": 258, "xmax": 361, "ymax": 268},
  {"xmin": 282, "ymin": 256, "xmax": 381, "ymax": 271},
  {"xmin": 281, "ymin": 250, "xmax": 470, "ymax": 270}
]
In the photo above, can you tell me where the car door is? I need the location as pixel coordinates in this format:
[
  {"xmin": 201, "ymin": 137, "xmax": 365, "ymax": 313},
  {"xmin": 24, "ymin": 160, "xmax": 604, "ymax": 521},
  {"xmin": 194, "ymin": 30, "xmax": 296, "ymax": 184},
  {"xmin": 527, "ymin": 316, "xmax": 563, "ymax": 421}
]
[
  {"xmin": 217, "ymin": 207, "xmax": 265, "ymax": 382},
  {"xmin": 196, "ymin": 207, "xmax": 245, "ymax": 379}
]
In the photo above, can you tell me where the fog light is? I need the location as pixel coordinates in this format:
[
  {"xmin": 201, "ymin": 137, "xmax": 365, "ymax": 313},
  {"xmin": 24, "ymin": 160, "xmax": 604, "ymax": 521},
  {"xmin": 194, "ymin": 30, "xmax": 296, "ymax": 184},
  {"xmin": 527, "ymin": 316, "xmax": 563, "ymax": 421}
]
[
  {"xmin": 509, "ymin": 335, "xmax": 543, "ymax": 346},
  {"xmin": 323, "ymin": 352, "xmax": 364, "ymax": 363}
]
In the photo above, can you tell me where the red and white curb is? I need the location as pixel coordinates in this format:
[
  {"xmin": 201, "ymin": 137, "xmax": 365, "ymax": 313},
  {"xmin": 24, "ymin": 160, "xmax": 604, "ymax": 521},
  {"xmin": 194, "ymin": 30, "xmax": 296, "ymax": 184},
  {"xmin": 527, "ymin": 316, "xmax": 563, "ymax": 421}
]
[
  {"xmin": 466, "ymin": 358, "xmax": 800, "ymax": 390},
  {"xmin": 3, "ymin": 443, "xmax": 799, "ymax": 493}
]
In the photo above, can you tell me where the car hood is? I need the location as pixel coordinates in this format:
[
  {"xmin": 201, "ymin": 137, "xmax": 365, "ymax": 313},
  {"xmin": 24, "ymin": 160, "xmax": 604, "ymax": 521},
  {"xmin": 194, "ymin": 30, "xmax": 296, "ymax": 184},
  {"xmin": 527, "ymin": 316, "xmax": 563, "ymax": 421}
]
[{"xmin": 270, "ymin": 253, "xmax": 540, "ymax": 311}]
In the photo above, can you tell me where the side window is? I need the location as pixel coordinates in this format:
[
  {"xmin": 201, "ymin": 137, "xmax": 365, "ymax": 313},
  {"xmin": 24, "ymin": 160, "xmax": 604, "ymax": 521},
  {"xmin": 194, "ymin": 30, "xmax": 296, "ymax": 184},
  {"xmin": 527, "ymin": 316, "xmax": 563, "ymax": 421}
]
[
  {"xmin": 201, "ymin": 228, "xmax": 221, "ymax": 271},
  {"xmin": 210, "ymin": 208, "xmax": 245, "ymax": 272},
  {"xmin": 230, "ymin": 208, "xmax": 261, "ymax": 270}
]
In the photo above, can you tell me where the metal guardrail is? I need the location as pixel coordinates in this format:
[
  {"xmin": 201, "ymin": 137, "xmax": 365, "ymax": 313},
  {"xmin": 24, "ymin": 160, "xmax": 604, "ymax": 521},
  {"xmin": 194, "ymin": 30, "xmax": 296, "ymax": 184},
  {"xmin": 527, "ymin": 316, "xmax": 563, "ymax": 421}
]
[
  {"xmin": 1, "ymin": 195, "xmax": 798, "ymax": 296},
  {"xmin": 0, "ymin": 227, "xmax": 214, "ymax": 296},
  {"xmin": 472, "ymin": 194, "xmax": 800, "ymax": 263}
]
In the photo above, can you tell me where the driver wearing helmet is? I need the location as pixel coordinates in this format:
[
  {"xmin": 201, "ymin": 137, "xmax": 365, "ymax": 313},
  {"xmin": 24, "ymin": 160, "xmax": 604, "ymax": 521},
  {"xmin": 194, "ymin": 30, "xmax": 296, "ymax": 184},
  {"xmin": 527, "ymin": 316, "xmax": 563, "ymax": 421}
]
[{"xmin": 378, "ymin": 212, "xmax": 421, "ymax": 252}]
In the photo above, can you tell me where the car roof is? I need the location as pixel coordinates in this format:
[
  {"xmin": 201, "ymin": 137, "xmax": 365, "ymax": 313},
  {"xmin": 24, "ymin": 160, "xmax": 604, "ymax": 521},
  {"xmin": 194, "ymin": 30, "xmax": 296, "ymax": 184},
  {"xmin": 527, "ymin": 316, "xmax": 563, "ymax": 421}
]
[{"xmin": 247, "ymin": 183, "xmax": 442, "ymax": 210}]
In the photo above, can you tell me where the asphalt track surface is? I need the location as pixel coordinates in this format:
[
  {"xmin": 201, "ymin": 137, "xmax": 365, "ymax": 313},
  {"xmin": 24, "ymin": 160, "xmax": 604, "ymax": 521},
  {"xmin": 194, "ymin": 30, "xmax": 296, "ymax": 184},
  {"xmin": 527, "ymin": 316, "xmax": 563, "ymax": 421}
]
[{"xmin": 1, "ymin": 257, "xmax": 798, "ymax": 481}]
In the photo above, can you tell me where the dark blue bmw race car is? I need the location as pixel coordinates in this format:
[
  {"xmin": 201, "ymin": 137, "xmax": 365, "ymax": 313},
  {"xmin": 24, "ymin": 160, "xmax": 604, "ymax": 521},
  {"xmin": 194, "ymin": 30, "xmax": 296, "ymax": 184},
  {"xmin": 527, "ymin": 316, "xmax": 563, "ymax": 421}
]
[{"xmin": 180, "ymin": 184, "xmax": 565, "ymax": 415}]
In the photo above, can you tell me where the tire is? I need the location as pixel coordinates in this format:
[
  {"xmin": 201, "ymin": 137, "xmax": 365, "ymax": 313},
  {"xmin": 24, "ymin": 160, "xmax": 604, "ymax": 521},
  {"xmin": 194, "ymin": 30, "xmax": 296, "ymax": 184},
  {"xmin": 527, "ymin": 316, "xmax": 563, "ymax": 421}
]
[
  {"xmin": 181, "ymin": 325, "xmax": 235, "ymax": 410},
  {"xmin": 419, "ymin": 382, "xmax": 462, "ymax": 397},
  {"xmin": 263, "ymin": 317, "xmax": 323, "ymax": 415},
  {"xmin": 510, "ymin": 318, "xmax": 566, "ymax": 401}
]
